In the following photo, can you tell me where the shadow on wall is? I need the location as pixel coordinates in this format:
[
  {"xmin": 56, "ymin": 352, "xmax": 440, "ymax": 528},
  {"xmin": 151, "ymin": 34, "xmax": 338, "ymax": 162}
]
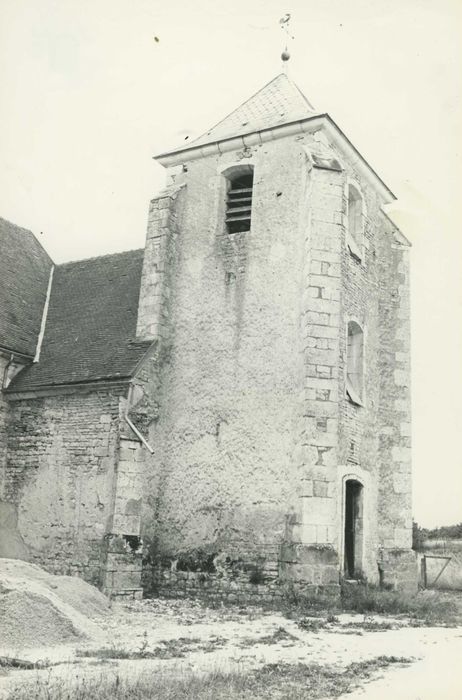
[{"xmin": 0, "ymin": 500, "xmax": 30, "ymax": 561}]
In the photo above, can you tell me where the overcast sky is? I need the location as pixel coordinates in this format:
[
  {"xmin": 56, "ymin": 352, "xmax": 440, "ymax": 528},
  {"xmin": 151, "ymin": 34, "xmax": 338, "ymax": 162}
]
[{"xmin": 1, "ymin": 0, "xmax": 461, "ymax": 527}]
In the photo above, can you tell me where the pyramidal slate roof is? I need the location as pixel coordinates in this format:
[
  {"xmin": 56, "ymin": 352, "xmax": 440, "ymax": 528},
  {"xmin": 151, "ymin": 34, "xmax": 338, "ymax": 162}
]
[
  {"xmin": 0, "ymin": 217, "xmax": 53, "ymax": 357},
  {"xmin": 157, "ymin": 73, "xmax": 395, "ymax": 202},
  {"xmin": 161, "ymin": 73, "xmax": 319, "ymax": 156},
  {"xmin": 9, "ymin": 249, "xmax": 151, "ymax": 392}
]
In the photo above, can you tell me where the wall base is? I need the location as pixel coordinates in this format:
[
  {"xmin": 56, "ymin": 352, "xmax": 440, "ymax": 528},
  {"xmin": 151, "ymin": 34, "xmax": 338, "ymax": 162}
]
[
  {"xmin": 279, "ymin": 543, "xmax": 340, "ymax": 586},
  {"xmin": 101, "ymin": 534, "xmax": 143, "ymax": 598},
  {"xmin": 143, "ymin": 565, "xmax": 339, "ymax": 606},
  {"xmin": 378, "ymin": 548, "xmax": 418, "ymax": 593}
]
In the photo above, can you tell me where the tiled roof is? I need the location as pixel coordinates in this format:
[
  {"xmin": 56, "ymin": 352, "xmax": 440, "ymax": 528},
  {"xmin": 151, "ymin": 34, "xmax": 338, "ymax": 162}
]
[
  {"xmin": 160, "ymin": 73, "xmax": 319, "ymax": 156},
  {"xmin": 0, "ymin": 217, "xmax": 53, "ymax": 357},
  {"xmin": 9, "ymin": 249, "xmax": 151, "ymax": 391}
]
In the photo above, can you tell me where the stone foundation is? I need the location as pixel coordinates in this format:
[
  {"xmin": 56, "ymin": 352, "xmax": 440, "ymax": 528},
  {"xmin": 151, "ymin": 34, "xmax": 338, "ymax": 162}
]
[
  {"xmin": 101, "ymin": 534, "xmax": 143, "ymax": 599},
  {"xmin": 279, "ymin": 543, "xmax": 340, "ymax": 586},
  {"xmin": 142, "ymin": 565, "xmax": 340, "ymax": 606}
]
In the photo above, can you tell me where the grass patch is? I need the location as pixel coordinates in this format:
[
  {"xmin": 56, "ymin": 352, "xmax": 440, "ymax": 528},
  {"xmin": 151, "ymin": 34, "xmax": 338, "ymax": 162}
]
[
  {"xmin": 6, "ymin": 656, "xmax": 413, "ymax": 699},
  {"xmin": 342, "ymin": 619, "xmax": 395, "ymax": 632},
  {"xmin": 296, "ymin": 614, "xmax": 395, "ymax": 634},
  {"xmin": 282, "ymin": 583, "xmax": 459, "ymax": 625},
  {"xmin": 76, "ymin": 636, "xmax": 228, "ymax": 661},
  {"xmin": 276, "ymin": 580, "xmax": 460, "ymax": 626},
  {"xmin": 340, "ymin": 584, "xmax": 458, "ymax": 623}
]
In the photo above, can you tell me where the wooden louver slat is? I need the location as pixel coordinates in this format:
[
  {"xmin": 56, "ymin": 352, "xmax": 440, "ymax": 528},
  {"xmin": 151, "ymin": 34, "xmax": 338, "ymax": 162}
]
[{"xmin": 226, "ymin": 175, "xmax": 253, "ymax": 233}]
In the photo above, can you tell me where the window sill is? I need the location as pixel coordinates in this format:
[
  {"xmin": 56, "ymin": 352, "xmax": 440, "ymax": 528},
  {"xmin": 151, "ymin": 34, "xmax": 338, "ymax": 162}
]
[
  {"xmin": 346, "ymin": 381, "xmax": 364, "ymax": 407},
  {"xmin": 346, "ymin": 234, "xmax": 363, "ymax": 263}
]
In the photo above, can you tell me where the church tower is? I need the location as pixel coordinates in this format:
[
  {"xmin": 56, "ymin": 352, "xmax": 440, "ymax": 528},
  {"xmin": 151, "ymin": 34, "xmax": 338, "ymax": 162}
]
[{"xmin": 136, "ymin": 73, "xmax": 416, "ymax": 596}]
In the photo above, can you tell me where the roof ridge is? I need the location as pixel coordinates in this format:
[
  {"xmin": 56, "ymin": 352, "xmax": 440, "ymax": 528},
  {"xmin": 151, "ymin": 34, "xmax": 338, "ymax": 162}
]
[
  {"xmin": 287, "ymin": 76, "xmax": 316, "ymax": 112},
  {"xmin": 57, "ymin": 247, "xmax": 143, "ymax": 267},
  {"xmin": 191, "ymin": 73, "xmax": 290, "ymax": 144}
]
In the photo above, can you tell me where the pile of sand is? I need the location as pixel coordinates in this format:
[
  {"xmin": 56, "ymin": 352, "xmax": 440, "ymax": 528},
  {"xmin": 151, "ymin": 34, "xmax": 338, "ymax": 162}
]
[{"xmin": 0, "ymin": 559, "xmax": 109, "ymax": 649}]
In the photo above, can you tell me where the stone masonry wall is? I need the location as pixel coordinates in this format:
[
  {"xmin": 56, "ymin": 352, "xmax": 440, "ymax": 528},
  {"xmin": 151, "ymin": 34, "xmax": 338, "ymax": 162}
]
[
  {"xmin": 143, "ymin": 566, "xmax": 339, "ymax": 606},
  {"xmin": 296, "ymin": 134, "xmax": 413, "ymax": 586},
  {"xmin": 376, "ymin": 216, "xmax": 415, "ymax": 590},
  {"xmin": 136, "ymin": 183, "xmax": 185, "ymax": 343},
  {"xmin": 283, "ymin": 155, "xmax": 343, "ymax": 585},
  {"xmin": 5, "ymin": 390, "xmax": 124, "ymax": 585},
  {"xmin": 0, "ymin": 355, "xmax": 9, "ymax": 497},
  {"xmin": 102, "ymin": 436, "xmax": 146, "ymax": 598},
  {"xmin": 338, "ymin": 159, "xmax": 385, "ymax": 582}
]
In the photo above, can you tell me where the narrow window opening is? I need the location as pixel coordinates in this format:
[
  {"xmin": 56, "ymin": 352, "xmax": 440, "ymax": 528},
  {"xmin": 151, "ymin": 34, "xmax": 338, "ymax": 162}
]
[
  {"xmin": 226, "ymin": 171, "xmax": 253, "ymax": 234},
  {"xmin": 346, "ymin": 321, "xmax": 364, "ymax": 405},
  {"xmin": 344, "ymin": 479, "xmax": 364, "ymax": 579},
  {"xmin": 347, "ymin": 184, "xmax": 363, "ymax": 259}
]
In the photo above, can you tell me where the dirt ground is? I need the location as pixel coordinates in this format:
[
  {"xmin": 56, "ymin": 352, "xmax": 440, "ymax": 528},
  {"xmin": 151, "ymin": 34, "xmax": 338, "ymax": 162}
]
[{"xmin": 1, "ymin": 595, "xmax": 462, "ymax": 699}]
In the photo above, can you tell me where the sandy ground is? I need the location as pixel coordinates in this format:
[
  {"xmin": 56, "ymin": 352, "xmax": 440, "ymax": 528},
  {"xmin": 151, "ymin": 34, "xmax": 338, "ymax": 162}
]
[{"xmin": 1, "ymin": 597, "xmax": 462, "ymax": 698}]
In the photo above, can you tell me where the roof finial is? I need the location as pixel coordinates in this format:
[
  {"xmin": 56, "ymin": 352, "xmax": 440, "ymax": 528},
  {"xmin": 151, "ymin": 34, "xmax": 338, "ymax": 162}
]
[{"xmin": 279, "ymin": 13, "xmax": 293, "ymax": 73}]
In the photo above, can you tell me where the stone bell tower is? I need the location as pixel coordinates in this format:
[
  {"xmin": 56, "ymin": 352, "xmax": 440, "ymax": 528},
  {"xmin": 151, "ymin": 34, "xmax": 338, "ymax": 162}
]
[{"xmin": 136, "ymin": 73, "xmax": 416, "ymax": 595}]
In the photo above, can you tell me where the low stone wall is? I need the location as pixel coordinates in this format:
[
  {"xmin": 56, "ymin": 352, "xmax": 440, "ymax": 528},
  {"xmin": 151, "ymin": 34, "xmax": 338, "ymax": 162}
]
[{"xmin": 142, "ymin": 565, "xmax": 340, "ymax": 606}]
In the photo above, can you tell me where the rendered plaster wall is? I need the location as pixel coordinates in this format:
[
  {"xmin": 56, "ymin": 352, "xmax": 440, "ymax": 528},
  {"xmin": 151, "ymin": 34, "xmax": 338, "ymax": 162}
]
[
  {"xmin": 141, "ymin": 136, "xmax": 310, "ymax": 565},
  {"xmin": 4, "ymin": 390, "xmax": 123, "ymax": 585}
]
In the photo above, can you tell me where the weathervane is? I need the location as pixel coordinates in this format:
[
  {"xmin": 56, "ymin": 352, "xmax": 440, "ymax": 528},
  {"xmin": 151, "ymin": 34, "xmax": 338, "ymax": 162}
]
[{"xmin": 279, "ymin": 13, "xmax": 293, "ymax": 72}]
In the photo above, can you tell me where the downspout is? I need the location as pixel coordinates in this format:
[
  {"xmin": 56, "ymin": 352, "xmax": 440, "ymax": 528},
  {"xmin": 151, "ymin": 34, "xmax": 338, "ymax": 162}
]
[
  {"xmin": 2, "ymin": 354, "xmax": 15, "ymax": 388},
  {"xmin": 123, "ymin": 384, "xmax": 154, "ymax": 454}
]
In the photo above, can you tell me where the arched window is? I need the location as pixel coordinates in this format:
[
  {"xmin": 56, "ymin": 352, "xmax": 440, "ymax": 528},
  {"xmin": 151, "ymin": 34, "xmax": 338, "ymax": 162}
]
[
  {"xmin": 346, "ymin": 183, "xmax": 364, "ymax": 260},
  {"xmin": 224, "ymin": 165, "xmax": 254, "ymax": 234},
  {"xmin": 346, "ymin": 321, "xmax": 364, "ymax": 405}
]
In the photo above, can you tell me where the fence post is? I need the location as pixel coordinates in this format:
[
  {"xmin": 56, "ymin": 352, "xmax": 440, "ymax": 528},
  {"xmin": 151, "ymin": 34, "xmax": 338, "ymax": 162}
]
[{"xmin": 421, "ymin": 556, "xmax": 427, "ymax": 588}]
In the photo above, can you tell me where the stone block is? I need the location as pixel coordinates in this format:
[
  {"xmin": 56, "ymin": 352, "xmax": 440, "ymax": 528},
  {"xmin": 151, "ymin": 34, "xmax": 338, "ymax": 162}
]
[
  {"xmin": 301, "ymin": 524, "xmax": 317, "ymax": 543},
  {"xmin": 313, "ymin": 480, "xmax": 328, "ymax": 498},
  {"xmin": 111, "ymin": 514, "xmax": 141, "ymax": 535}
]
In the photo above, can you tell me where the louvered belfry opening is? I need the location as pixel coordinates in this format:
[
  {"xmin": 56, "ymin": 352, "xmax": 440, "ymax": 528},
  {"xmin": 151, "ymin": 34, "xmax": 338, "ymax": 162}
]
[{"xmin": 226, "ymin": 170, "xmax": 254, "ymax": 234}]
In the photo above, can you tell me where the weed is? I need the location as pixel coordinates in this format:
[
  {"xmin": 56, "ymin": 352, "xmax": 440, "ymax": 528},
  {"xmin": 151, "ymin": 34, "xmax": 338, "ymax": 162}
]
[
  {"xmin": 237, "ymin": 626, "xmax": 298, "ymax": 647},
  {"xmin": 139, "ymin": 630, "xmax": 149, "ymax": 656},
  {"xmin": 326, "ymin": 614, "xmax": 339, "ymax": 623},
  {"xmin": 297, "ymin": 618, "xmax": 330, "ymax": 632}
]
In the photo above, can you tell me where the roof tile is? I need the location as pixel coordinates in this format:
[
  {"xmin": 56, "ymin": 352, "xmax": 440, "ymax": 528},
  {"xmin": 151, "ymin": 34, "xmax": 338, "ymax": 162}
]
[
  {"xmin": 0, "ymin": 217, "xmax": 53, "ymax": 356},
  {"xmin": 9, "ymin": 249, "xmax": 150, "ymax": 391}
]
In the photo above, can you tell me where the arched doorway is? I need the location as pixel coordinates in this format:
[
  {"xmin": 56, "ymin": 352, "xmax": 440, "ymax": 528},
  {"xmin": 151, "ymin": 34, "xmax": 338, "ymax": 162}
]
[{"xmin": 344, "ymin": 479, "xmax": 364, "ymax": 579}]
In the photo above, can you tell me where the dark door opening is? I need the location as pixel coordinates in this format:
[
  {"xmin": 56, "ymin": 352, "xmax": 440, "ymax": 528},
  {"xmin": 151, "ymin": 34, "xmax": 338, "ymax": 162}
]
[{"xmin": 344, "ymin": 479, "xmax": 364, "ymax": 579}]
